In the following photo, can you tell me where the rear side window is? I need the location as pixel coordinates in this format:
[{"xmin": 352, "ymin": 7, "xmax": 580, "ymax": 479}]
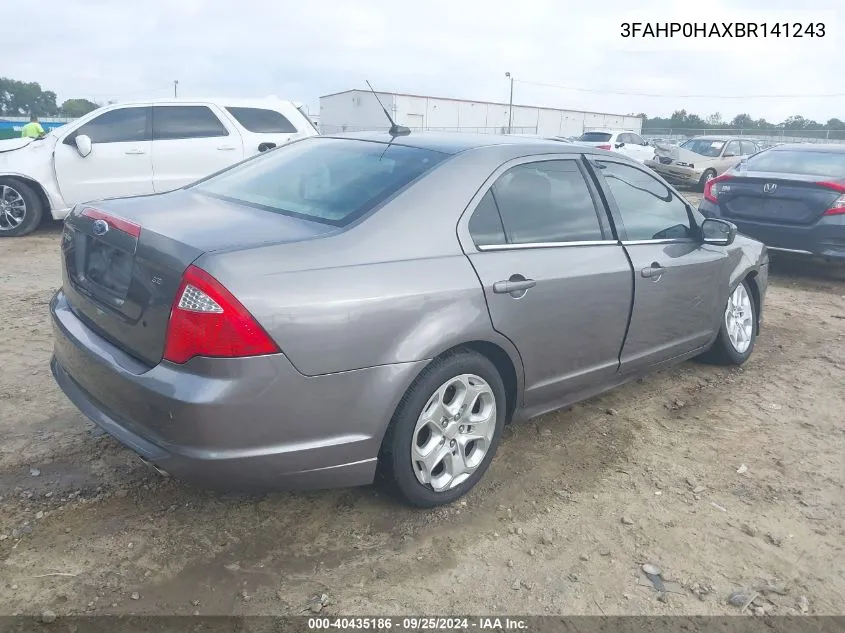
[
  {"xmin": 153, "ymin": 106, "xmax": 229, "ymax": 140},
  {"xmin": 578, "ymin": 132, "xmax": 612, "ymax": 142},
  {"xmin": 746, "ymin": 149, "xmax": 845, "ymax": 178},
  {"xmin": 740, "ymin": 140, "xmax": 758, "ymax": 155},
  {"xmin": 471, "ymin": 160, "xmax": 604, "ymax": 245},
  {"xmin": 226, "ymin": 107, "xmax": 298, "ymax": 133},
  {"xmin": 468, "ymin": 191, "xmax": 506, "ymax": 246},
  {"xmin": 69, "ymin": 107, "xmax": 151, "ymax": 143},
  {"xmin": 192, "ymin": 137, "xmax": 447, "ymax": 226}
]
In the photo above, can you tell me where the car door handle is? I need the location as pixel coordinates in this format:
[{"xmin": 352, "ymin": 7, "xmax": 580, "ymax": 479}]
[
  {"xmin": 124, "ymin": 149, "xmax": 145, "ymax": 155},
  {"xmin": 217, "ymin": 145, "xmax": 237, "ymax": 151},
  {"xmin": 493, "ymin": 279, "xmax": 536, "ymax": 294},
  {"xmin": 641, "ymin": 263, "xmax": 665, "ymax": 279}
]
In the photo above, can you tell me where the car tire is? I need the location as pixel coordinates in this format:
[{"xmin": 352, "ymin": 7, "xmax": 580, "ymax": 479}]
[
  {"xmin": 379, "ymin": 349, "xmax": 507, "ymax": 508},
  {"xmin": 700, "ymin": 279, "xmax": 756, "ymax": 365},
  {"xmin": 0, "ymin": 178, "xmax": 43, "ymax": 237},
  {"xmin": 698, "ymin": 169, "xmax": 717, "ymax": 192}
]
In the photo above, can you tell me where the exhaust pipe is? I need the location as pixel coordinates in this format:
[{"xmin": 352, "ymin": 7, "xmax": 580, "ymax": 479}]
[{"xmin": 138, "ymin": 455, "xmax": 170, "ymax": 478}]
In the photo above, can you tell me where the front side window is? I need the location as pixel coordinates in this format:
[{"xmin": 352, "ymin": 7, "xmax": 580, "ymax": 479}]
[
  {"xmin": 597, "ymin": 161, "xmax": 692, "ymax": 241},
  {"xmin": 630, "ymin": 134, "xmax": 645, "ymax": 146},
  {"xmin": 226, "ymin": 107, "xmax": 298, "ymax": 133},
  {"xmin": 473, "ymin": 160, "xmax": 604, "ymax": 245},
  {"xmin": 192, "ymin": 137, "xmax": 447, "ymax": 226},
  {"xmin": 153, "ymin": 106, "xmax": 229, "ymax": 140},
  {"xmin": 69, "ymin": 107, "xmax": 151, "ymax": 143}
]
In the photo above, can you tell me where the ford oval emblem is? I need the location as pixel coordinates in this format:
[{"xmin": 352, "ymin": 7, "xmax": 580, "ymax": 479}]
[{"xmin": 92, "ymin": 219, "xmax": 109, "ymax": 236}]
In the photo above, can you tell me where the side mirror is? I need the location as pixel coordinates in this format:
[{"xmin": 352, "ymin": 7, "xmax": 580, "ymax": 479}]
[
  {"xmin": 701, "ymin": 218, "xmax": 736, "ymax": 246},
  {"xmin": 74, "ymin": 134, "xmax": 92, "ymax": 158},
  {"xmin": 615, "ymin": 142, "xmax": 625, "ymax": 148}
]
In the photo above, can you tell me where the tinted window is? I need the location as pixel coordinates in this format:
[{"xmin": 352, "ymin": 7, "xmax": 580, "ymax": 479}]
[
  {"xmin": 723, "ymin": 140, "xmax": 741, "ymax": 157},
  {"xmin": 153, "ymin": 106, "xmax": 228, "ymax": 140},
  {"xmin": 578, "ymin": 132, "xmax": 612, "ymax": 142},
  {"xmin": 468, "ymin": 190, "xmax": 506, "ymax": 247},
  {"xmin": 226, "ymin": 107, "xmax": 298, "ymax": 133},
  {"xmin": 597, "ymin": 161, "xmax": 692, "ymax": 241},
  {"xmin": 193, "ymin": 137, "xmax": 446, "ymax": 227},
  {"xmin": 490, "ymin": 160, "xmax": 604, "ymax": 244},
  {"xmin": 745, "ymin": 149, "xmax": 845, "ymax": 178},
  {"xmin": 680, "ymin": 139, "xmax": 724, "ymax": 157},
  {"xmin": 70, "ymin": 107, "xmax": 150, "ymax": 143},
  {"xmin": 740, "ymin": 140, "xmax": 758, "ymax": 155}
]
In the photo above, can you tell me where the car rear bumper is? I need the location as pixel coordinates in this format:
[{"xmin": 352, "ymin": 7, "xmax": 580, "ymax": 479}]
[
  {"xmin": 699, "ymin": 200, "xmax": 845, "ymax": 261},
  {"xmin": 50, "ymin": 290, "xmax": 425, "ymax": 490},
  {"xmin": 645, "ymin": 161, "xmax": 702, "ymax": 186}
]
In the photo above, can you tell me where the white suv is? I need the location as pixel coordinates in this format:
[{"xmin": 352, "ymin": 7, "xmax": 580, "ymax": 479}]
[
  {"xmin": 0, "ymin": 98, "xmax": 318, "ymax": 237},
  {"xmin": 574, "ymin": 130, "xmax": 655, "ymax": 163}
]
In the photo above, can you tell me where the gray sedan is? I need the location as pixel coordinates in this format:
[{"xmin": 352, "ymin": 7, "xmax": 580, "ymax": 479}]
[{"xmin": 50, "ymin": 133, "xmax": 769, "ymax": 507}]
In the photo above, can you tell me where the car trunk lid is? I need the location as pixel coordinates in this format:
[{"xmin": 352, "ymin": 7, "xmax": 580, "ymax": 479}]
[
  {"xmin": 717, "ymin": 172, "xmax": 844, "ymax": 225},
  {"xmin": 60, "ymin": 189, "xmax": 336, "ymax": 366}
]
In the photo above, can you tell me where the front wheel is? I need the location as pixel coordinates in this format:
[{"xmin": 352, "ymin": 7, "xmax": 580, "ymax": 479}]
[
  {"xmin": 698, "ymin": 169, "xmax": 717, "ymax": 192},
  {"xmin": 0, "ymin": 179, "xmax": 43, "ymax": 237},
  {"xmin": 379, "ymin": 350, "xmax": 506, "ymax": 507},
  {"xmin": 701, "ymin": 280, "xmax": 756, "ymax": 365}
]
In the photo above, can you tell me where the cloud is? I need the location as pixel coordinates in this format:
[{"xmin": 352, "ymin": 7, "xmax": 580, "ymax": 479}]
[{"xmin": 5, "ymin": 0, "xmax": 843, "ymax": 123}]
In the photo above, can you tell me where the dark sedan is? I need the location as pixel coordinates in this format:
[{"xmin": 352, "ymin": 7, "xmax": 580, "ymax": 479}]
[{"xmin": 698, "ymin": 143, "xmax": 845, "ymax": 262}]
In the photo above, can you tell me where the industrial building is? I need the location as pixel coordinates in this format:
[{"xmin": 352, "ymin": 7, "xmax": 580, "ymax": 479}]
[{"xmin": 319, "ymin": 89, "xmax": 642, "ymax": 137}]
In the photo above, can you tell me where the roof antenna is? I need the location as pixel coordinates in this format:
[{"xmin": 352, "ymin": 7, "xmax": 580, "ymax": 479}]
[{"xmin": 366, "ymin": 81, "xmax": 411, "ymax": 137}]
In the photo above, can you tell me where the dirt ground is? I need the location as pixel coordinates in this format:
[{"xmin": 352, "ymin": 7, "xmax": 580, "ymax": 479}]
[{"xmin": 1, "ymin": 198, "xmax": 844, "ymax": 618}]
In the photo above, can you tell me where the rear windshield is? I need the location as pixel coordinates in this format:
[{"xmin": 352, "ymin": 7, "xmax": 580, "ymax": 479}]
[
  {"xmin": 745, "ymin": 149, "xmax": 845, "ymax": 179},
  {"xmin": 191, "ymin": 138, "xmax": 447, "ymax": 226},
  {"xmin": 680, "ymin": 139, "xmax": 725, "ymax": 157},
  {"xmin": 577, "ymin": 132, "xmax": 612, "ymax": 142}
]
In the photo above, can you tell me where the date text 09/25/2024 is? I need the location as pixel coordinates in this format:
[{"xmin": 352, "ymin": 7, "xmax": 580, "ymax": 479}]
[
  {"xmin": 308, "ymin": 617, "xmax": 529, "ymax": 630},
  {"xmin": 620, "ymin": 22, "xmax": 825, "ymax": 38}
]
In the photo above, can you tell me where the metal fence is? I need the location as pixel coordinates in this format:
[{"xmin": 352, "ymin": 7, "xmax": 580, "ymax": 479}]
[
  {"xmin": 642, "ymin": 128, "xmax": 845, "ymax": 145},
  {"xmin": 319, "ymin": 125, "xmax": 538, "ymax": 135}
]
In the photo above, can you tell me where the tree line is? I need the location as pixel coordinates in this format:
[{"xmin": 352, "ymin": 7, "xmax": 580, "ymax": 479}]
[
  {"xmin": 0, "ymin": 77, "xmax": 99, "ymax": 119},
  {"xmin": 639, "ymin": 109, "xmax": 845, "ymax": 139}
]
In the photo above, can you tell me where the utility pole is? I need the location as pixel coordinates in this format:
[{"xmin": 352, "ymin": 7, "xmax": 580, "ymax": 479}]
[
  {"xmin": 174, "ymin": 80, "xmax": 179, "ymax": 98},
  {"xmin": 505, "ymin": 72, "xmax": 514, "ymax": 134}
]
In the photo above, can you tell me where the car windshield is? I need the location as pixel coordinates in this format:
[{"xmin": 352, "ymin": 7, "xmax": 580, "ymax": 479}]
[
  {"xmin": 680, "ymin": 139, "xmax": 725, "ymax": 157},
  {"xmin": 745, "ymin": 149, "xmax": 845, "ymax": 178},
  {"xmin": 192, "ymin": 137, "xmax": 447, "ymax": 226},
  {"xmin": 577, "ymin": 132, "xmax": 612, "ymax": 142}
]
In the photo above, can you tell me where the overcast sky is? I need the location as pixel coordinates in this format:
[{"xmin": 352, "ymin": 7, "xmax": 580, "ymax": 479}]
[{"xmin": 6, "ymin": 0, "xmax": 843, "ymax": 124}]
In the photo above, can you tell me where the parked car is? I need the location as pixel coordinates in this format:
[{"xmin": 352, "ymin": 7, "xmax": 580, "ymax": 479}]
[
  {"xmin": 573, "ymin": 130, "xmax": 655, "ymax": 163},
  {"xmin": 645, "ymin": 136, "xmax": 761, "ymax": 190},
  {"xmin": 698, "ymin": 143, "xmax": 845, "ymax": 262},
  {"xmin": 0, "ymin": 98, "xmax": 318, "ymax": 237},
  {"xmin": 49, "ymin": 133, "xmax": 768, "ymax": 507}
]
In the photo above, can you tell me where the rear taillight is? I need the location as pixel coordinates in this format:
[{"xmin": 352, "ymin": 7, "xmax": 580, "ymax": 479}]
[
  {"xmin": 163, "ymin": 265, "xmax": 280, "ymax": 364},
  {"xmin": 817, "ymin": 181, "xmax": 845, "ymax": 216},
  {"xmin": 596, "ymin": 144, "xmax": 612, "ymax": 150},
  {"xmin": 703, "ymin": 174, "xmax": 734, "ymax": 204},
  {"xmin": 823, "ymin": 195, "xmax": 845, "ymax": 216},
  {"xmin": 81, "ymin": 207, "xmax": 141, "ymax": 238}
]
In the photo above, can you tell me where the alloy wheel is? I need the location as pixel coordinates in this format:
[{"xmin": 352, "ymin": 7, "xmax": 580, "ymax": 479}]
[
  {"xmin": 725, "ymin": 283, "xmax": 753, "ymax": 354},
  {"xmin": 411, "ymin": 373, "xmax": 497, "ymax": 492},
  {"xmin": 0, "ymin": 185, "xmax": 27, "ymax": 231}
]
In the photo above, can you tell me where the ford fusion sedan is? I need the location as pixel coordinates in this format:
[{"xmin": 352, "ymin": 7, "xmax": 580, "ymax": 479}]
[
  {"xmin": 50, "ymin": 133, "xmax": 768, "ymax": 507},
  {"xmin": 646, "ymin": 136, "xmax": 761, "ymax": 190},
  {"xmin": 699, "ymin": 143, "xmax": 845, "ymax": 262}
]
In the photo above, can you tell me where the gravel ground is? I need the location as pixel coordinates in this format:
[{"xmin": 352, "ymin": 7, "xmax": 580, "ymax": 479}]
[{"xmin": 1, "ymin": 200, "xmax": 843, "ymax": 617}]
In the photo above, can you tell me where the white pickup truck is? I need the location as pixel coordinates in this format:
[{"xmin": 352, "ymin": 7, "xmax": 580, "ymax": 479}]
[{"xmin": 0, "ymin": 98, "xmax": 319, "ymax": 237}]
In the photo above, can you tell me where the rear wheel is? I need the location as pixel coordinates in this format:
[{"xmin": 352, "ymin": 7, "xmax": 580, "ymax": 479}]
[
  {"xmin": 698, "ymin": 169, "xmax": 717, "ymax": 192},
  {"xmin": 379, "ymin": 350, "xmax": 506, "ymax": 507},
  {"xmin": 701, "ymin": 279, "xmax": 756, "ymax": 365},
  {"xmin": 0, "ymin": 179, "xmax": 43, "ymax": 237}
]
